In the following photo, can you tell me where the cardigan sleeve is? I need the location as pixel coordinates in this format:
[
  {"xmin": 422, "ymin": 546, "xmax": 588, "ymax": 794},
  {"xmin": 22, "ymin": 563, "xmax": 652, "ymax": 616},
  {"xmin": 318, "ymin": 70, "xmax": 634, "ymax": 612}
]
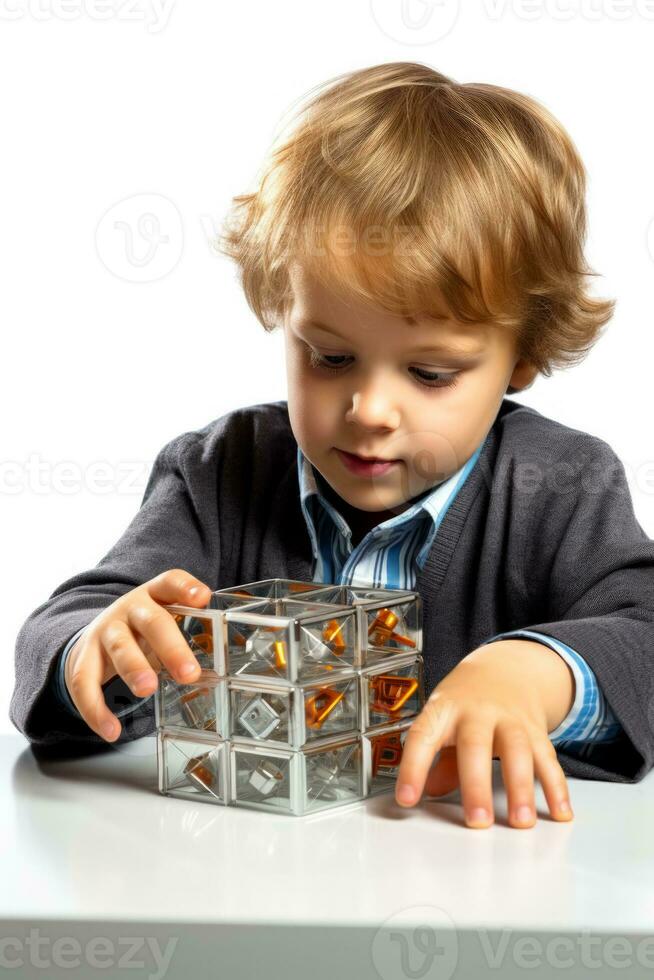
[
  {"xmin": 9, "ymin": 428, "xmax": 225, "ymax": 753},
  {"xmin": 509, "ymin": 435, "xmax": 654, "ymax": 783}
]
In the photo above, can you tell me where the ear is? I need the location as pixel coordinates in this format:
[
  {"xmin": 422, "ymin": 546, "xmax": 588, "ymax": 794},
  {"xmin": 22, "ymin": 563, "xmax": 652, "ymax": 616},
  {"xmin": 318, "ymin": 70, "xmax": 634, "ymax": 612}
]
[{"xmin": 508, "ymin": 357, "xmax": 539, "ymax": 392}]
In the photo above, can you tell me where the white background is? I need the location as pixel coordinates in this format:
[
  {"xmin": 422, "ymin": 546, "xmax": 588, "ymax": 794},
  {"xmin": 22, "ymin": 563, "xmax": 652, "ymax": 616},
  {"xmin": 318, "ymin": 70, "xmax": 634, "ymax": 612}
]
[{"xmin": 2, "ymin": 0, "xmax": 653, "ymax": 734}]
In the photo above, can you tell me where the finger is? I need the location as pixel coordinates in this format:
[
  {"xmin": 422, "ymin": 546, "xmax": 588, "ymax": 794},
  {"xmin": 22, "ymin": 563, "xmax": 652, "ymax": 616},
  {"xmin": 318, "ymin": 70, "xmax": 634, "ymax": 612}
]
[
  {"xmin": 395, "ymin": 694, "xmax": 459, "ymax": 806},
  {"xmin": 424, "ymin": 746, "xmax": 460, "ymax": 797},
  {"xmin": 126, "ymin": 600, "xmax": 202, "ymax": 685},
  {"xmin": 98, "ymin": 619, "xmax": 160, "ymax": 697},
  {"xmin": 99, "ymin": 632, "xmax": 162, "ymax": 686},
  {"xmin": 456, "ymin": 718, "xmax": 495, "ymax": 828},
  {"xmin": 135, "ymin": 634, "xmax": 164, "ymax": 673},
  {"xmin": 532, "ymin": 738, "xmax": 574, "ymax": 822},
  {"xmin": 495, "ymin": 722, "xmax": 537, "ymax": 828},
  {"xmin": 66, "ymin": 633, "xmax": 123, "ymax": 742},
  {"xmin": 146, "ymin": 568, "xmax": 212, "ymax": 607}
]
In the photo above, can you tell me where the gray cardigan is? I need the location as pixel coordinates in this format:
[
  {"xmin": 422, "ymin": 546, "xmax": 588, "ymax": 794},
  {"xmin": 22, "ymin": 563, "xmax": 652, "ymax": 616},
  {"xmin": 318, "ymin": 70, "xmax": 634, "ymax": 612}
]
[{"xmin": 10, "ymin": 398, "xmax": 654, "ymax": 782}]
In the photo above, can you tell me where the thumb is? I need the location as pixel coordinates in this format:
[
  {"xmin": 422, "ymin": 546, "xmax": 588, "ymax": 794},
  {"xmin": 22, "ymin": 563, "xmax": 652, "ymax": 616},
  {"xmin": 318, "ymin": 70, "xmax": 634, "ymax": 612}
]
[{"xmin": 146, "ymin": 569, "xmax": 212, "ymax": 607}]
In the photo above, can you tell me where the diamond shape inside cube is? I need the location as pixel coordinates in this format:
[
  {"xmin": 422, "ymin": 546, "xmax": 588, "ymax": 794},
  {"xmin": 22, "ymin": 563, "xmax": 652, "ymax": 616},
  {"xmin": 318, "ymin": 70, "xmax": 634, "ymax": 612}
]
[{"xmin": 237, "ymin": 695, "xmax": 282, "ymax": 739}]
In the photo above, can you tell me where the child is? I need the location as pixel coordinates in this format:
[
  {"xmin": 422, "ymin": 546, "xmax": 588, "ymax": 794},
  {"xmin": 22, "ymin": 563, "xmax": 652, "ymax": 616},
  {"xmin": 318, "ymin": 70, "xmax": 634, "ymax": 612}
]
[{"xmin": 11, "ymin": 62, "xmax": 654, "ymax": 830}]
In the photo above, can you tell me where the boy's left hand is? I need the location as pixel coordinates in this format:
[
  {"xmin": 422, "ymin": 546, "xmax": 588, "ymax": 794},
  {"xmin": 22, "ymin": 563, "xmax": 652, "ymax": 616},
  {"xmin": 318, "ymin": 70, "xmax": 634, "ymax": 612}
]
[{"xmin": 395, "ymin": 639, "xmax": 576, "ymax": 829}]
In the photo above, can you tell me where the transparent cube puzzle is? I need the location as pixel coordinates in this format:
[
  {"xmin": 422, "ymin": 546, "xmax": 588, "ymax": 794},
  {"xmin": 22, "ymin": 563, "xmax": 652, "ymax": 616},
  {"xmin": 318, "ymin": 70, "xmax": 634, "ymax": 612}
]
[{"xmin": 155, "ymin": 578, "xmax": 424, "ymax": 816}]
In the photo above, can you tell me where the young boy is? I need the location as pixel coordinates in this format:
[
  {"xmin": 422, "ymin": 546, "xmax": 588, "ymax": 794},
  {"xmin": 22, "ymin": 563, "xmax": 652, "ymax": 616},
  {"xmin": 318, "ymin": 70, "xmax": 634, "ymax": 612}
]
[{"xmin": 11, "ymin": 62, "xmax": 654, "ymax": 831}]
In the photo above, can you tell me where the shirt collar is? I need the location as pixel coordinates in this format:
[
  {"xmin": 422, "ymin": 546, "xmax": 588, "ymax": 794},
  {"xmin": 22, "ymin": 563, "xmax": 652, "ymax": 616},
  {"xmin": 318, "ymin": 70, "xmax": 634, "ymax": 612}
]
[{"xmin": 297, "ymin": 440, "xmax": 485, "ymax": 547}]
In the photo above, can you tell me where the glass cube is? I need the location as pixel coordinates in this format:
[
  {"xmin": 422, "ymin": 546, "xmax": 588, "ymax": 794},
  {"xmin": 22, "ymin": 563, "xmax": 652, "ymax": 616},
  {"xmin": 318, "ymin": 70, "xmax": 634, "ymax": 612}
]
[
  {"xmin": 362, "ymin": 654, "xmax": 424, "ymax": 729},
  {"xmin": 163, "ymin": 604, "xmax": 224, "ymax": 674},
  {"xmin": 213, "ymin": 578, "xmax": 331, "ymax": 601},
  {"xmin": 158, "ymin": 732, "xmax": 228, "ymax": 805},
  {"xmin": 364, "ymin": 721, "xmax": 412, "ymax": 796},
  {"xmin": 155, "ymin": 669, "xmax": 228, "ymax": 738},
  {"xmin": 231, "ymin": 745, "xmax": 296, "ymax": 813},
  {"xmin": 156, "ymin": 578, "xmax": 425, "ymax": 816},
  {"xmin": 229, "ymin": 672, "xmax": 360, "ymax": 748},
  {"xmin": 302, "ymin": 737, "xmax": 364, "ymax": 814},
  {"xmin": 230, "ymin": 685, "xmax": 292, "ymax": 744},
  {"xmin": 224, "ymin": 598, "xmax": 356, "ymax": 682},
  {"xmin": 300, "ymin": 585, "xmax": 422, "ymax": 665},
  {"xmin": 299, "ymin": 674, "xmax": 360, "ymax": 744}
]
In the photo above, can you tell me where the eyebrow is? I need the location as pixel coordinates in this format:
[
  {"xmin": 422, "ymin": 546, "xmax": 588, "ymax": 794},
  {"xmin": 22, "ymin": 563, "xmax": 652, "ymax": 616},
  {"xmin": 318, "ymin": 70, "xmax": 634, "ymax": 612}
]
[{"xmin": 296, "ymin": 318, "xmax": 485, "ymax": 356}]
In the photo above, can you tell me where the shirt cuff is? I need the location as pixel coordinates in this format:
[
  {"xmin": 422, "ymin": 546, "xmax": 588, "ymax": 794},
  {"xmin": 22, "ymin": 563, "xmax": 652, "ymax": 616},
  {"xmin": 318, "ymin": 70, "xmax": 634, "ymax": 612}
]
[
  {"xmin": 479, "ymin": 628, "xmax": 624, "ymax": 745},
  {"xmin": 53, "ymin": 628, "xmax": 87, "ymax": 717}
]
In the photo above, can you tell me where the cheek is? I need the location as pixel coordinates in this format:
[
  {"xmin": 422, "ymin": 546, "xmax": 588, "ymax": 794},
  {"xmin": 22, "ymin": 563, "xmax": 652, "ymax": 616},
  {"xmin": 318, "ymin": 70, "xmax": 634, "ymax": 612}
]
[{"xmin": 285, "ymin": 351, "xmax": 340, "ymax": 449}]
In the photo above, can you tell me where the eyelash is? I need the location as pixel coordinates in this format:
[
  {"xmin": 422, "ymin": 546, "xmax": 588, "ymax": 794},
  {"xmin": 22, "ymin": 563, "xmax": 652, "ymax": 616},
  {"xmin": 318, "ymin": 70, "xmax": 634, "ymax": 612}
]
[{"xmin": 306, "ymin": 348, "xmax": 460, "ymax": 390}]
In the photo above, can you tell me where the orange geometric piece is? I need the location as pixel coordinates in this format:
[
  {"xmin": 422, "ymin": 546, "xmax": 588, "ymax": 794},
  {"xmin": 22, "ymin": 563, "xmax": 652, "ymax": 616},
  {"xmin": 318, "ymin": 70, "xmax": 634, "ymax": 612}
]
[
  {"xmin": 190, "ymin": 631, "xmax": 213, "ymax": 654},
  {"xmin": 371, "ymin": 733, "xmax": 404, "ymax": 776},
  {"xmin": 184, "ymin": 757, "xmax": 215, "ymax": 789},
  {"xmin": 368, "ymin": 608, "xmax": 415, "ymax": 648},
  {"xmin": 305, "ymin": 687, "xmax": 345, "ymax": 729},
  {"xmin": 322, "ymin": 619, "xmax": 346, "ymax": 650},
  {"xmin": 273, "ymin": 640, "xmax": 287, "ymax": 669},
  {"xmin": 369, "ymin": 608, "xmax": 400, "ymax": 634},
  {"xmin": 370, "ymin": 675, "xmax": 418, "ymax": 714}
]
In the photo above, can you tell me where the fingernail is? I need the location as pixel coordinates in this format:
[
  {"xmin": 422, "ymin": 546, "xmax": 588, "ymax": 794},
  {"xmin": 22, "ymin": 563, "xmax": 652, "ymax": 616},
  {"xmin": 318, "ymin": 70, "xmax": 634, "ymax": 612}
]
[
  {"xmin": 559, "ymin": 799, "xmax": 572, "ymax": 814},
  {"xmin": 468, "ymin": 807, "xmax": 490, "ymax": 824},
  {"xmin": 515, "ymin": 805, "xmax": 533, "ymax": 823},
  {"xmin": 188, "ymin": 586, "xmax": 200, "ymax": 597},
  {"xmin": 102, "ymin": 721, "xmax": 116, "ymax": 740},
  {"xmin": 179, "ymin": 662, "xmax": 198, "ymax": 678},
  {"xmin": 397, "ymin": 783, "xmax": 416, "ymax": 805}
]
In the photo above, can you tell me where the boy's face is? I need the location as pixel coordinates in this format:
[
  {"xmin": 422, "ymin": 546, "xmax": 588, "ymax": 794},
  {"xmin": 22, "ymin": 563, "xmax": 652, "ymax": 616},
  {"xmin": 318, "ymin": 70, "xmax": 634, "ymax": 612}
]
[{"xmin": 283, "ymin": 262, "xmax": 537, "ymax": 519}]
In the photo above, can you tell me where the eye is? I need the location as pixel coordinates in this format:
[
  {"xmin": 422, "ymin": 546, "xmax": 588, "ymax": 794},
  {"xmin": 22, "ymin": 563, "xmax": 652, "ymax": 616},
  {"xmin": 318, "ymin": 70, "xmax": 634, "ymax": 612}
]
[
  {"xmin": 305, "ymin": 344, "xmax": 460, "ymax": 390},
  {"xmin": 306, "ymin": 348, "xmax": 351, "ymax": 373},
  {"xmin": 409, "ymin": 367, "xmax": 460, "ymax": 390}
]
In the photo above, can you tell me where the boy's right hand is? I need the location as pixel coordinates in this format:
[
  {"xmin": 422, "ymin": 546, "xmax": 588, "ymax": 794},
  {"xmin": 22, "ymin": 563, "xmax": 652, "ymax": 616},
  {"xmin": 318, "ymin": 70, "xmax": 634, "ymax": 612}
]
[{"xmin": 63, "ymin": 568, "xmax": 212, "ymax": 742}]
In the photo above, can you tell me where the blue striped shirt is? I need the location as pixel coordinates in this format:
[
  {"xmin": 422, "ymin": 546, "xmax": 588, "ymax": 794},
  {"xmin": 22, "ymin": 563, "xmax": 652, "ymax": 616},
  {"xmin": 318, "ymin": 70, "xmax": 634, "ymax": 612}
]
[{"xmin": 297, "ymin": 445, "xmax": 623, "ymax": 751}]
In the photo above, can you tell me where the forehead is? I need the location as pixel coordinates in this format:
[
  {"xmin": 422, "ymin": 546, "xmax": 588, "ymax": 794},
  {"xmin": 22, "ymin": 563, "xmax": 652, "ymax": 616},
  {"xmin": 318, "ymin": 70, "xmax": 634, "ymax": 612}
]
[{"xmin": 286, "ymin": 262, "xmax": 490, "ymax": 351}]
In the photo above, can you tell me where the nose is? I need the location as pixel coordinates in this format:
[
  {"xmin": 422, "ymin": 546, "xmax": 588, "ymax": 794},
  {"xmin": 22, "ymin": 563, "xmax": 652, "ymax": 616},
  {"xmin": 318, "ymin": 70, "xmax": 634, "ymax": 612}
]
[{"xmin": 345, "ymin": 385, "xmax": 401, "ymax": 431}]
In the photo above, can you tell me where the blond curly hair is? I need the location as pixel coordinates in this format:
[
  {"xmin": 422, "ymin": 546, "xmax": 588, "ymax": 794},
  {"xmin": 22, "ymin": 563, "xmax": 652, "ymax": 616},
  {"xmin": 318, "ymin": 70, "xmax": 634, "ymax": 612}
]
[{"xmin": 214, "ymin": 61, "xmax": 614, "ymax": 384}]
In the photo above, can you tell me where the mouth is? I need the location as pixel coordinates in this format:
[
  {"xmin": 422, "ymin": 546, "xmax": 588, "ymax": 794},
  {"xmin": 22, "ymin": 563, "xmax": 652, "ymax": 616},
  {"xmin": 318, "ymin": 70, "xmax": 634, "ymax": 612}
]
[{"xmin": 335, "ymin": 448, "xmax": 401, "ymax": 477}]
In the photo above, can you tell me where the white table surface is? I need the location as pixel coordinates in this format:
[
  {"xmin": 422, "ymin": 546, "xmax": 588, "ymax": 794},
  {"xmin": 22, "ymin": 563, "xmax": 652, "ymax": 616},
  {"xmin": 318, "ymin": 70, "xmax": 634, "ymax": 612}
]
[{"xmin": 2, "ymin": 732, "xmax": 654, "ymax": 980}]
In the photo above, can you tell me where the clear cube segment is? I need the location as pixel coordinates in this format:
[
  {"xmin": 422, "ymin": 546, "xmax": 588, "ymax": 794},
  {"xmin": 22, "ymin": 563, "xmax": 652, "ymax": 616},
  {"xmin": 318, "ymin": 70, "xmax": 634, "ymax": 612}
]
[
  {"xmin": 155, "ymin": 669, "xmax": 228, "ymax": 739},
  {"xmin": 230, "ymin": 685, "xmax": 292, "ymax": 744},
  {"xmin": 362, "ymin": 653, "xmax": 425, "ymax": 729},
  {"xmin": 155, "ymin": 578, "xmax": 425, "ymax": 816},
  {"xmin": 231, "ymin": 735, "xmax": 365, "ymax": 815},
  {"xmin": 363, "ymin": 720, "xmax": 413, "ymax": 796},
  {"xmin": 213, "ymin": 578, "xmax": 332, "ymax": 601},
  {"xmin": 158, "ymin": 732, "xmax": 229, "ymax": 805},
  {"xmin": 297, "ymin": 585, "xmax": 422, "ymax": 665},
  {"xmin": 164, "ymin": 592, "xmax": 266, "ymax": 676},
  {"xmin": 302, "ymin": 736, "xmax": 364, "ymax": 814},
  {"xmin": 162, "ymin": 605, "xmax": 222, "ymax": 674},
  {"xmin": 231, "ymin": 744, "xmax": 296, "ymax": 814},
  {"xmin": 229, "ymin": 671, "xmax": 360, "ymax": 748},
  {"xmin": 224, "ymin": 598, "xmax": 356, "ymax": 683}
]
